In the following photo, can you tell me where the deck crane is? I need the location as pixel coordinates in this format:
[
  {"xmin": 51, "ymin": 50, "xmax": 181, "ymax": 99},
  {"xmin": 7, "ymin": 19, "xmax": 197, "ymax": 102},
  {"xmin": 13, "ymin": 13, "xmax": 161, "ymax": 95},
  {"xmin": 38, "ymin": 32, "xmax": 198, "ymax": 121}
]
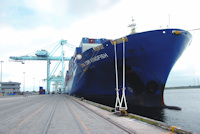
[{"xmin": 10, "ymin": 40, "xmax": 75, "ymax": 94}]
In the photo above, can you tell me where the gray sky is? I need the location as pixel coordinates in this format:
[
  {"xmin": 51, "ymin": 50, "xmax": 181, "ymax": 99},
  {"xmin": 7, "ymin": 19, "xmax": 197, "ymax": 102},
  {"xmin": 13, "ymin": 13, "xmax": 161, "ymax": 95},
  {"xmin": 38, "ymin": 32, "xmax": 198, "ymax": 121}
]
[{"xmin": 1, "ymin": 0, "xmax": 200, "ymax": 91}]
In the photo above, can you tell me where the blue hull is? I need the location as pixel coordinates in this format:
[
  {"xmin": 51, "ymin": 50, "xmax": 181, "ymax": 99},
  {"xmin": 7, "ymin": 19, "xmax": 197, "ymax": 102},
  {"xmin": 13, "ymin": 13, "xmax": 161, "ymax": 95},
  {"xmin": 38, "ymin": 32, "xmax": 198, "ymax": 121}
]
[{"xmin": 65, "ymin": 29, "xmax": 192, "ymax": 107}]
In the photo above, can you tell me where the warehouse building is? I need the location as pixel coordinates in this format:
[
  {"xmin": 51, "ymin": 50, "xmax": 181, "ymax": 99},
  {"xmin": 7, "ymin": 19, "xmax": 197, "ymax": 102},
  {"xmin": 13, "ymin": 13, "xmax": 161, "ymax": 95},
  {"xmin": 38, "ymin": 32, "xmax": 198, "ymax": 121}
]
[{"xmin": 0, "ymin": 82, "xmax": 21, "ymax": 95}]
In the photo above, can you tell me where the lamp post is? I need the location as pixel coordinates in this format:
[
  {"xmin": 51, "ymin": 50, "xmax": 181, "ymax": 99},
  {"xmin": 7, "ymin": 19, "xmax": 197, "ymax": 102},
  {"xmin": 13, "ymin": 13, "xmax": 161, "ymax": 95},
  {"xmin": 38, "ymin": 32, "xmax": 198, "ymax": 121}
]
[
  {"xmin": 33, "ymin": 77, "xmax": 35, "ymax": 92},
  {"xmin": 0, "ymin": 61, "xmax": 3, "ymax": 82},
  {"xmin": 0, "ymin": 61, "xmax": 3, "ymax": 92},
  {"xmin": 23, "ymin": 72, "xmax": 25, "ymax": 97}
]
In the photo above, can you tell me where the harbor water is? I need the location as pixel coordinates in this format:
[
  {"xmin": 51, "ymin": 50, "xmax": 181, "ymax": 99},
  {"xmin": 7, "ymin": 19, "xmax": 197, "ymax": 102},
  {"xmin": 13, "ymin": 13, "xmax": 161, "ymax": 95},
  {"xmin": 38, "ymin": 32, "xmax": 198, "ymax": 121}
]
[
  {"xmin": 128, "ymin": 88, "xmax": 200, "ymax": 133},
  {"xmin": 164, "ymin": 88, "xmax": 200, "ymax": 133}
]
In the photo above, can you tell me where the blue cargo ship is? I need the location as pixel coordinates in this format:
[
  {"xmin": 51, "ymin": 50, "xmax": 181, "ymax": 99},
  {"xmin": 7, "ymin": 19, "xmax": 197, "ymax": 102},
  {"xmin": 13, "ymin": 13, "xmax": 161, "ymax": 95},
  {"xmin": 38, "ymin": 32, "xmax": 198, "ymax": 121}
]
[{"xmin": 65, "ymin": 28, "xmax": 192, "ymax": 108}]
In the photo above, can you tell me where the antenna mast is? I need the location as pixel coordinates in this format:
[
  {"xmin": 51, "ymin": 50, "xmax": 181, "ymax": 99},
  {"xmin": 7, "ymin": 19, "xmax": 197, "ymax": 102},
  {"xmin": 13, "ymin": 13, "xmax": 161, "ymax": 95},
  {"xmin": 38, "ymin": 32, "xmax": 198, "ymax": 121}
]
[{"xmin": 128, "ymin": 17, "xmax": 136, "ymax": 34}]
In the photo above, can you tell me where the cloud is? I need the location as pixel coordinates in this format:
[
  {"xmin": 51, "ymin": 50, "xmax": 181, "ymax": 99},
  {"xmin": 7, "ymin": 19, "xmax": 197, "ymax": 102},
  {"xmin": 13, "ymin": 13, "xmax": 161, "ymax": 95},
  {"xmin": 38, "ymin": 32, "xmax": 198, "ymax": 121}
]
[
  {"xmin": 67, "ymin": 0, "xmax": 118, "ymax": 16},
  {"xmin": 0, "ymin": 25, "xmax": 58, "ymax": 56},
  {"xmin": 1, "ymin": 0, "xmax": 200, "ymax": 90},
  {"xmin": 25, "ymin": 0, "xmax": 59, "ymax": 13},
  {"xmin": 0, "ymin": 0, "xmax": 120, "ymax": 30},
  {"xmin": 0, "ymin": 0, "xmax": 39, "ymax": 29}
]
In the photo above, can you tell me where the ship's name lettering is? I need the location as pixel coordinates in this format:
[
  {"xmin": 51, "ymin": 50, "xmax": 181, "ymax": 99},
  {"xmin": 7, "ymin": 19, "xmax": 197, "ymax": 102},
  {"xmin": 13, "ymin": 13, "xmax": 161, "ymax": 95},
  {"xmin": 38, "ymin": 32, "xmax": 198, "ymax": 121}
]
[{"xmin": 82, "ymin": 53, "xmax": 109, "ymax": 67}]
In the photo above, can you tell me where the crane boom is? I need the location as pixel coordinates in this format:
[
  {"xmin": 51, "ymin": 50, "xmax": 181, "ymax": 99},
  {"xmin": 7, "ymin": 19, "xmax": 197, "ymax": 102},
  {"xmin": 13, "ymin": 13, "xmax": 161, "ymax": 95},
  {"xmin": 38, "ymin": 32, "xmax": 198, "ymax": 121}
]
[
  {"xmin": 10, "ymin": 56, "xmax": 70, "ymax": 61},
  {"xmin": 9, "ymin": 39, "xmax": 74, "ymax": 94}
]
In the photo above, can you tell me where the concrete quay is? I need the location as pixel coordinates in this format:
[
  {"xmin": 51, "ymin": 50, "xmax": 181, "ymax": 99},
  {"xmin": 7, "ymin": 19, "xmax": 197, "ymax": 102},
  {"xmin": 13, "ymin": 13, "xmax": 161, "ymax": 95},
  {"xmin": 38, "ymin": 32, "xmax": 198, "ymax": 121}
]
[{"xmin": 0, "ymin": 94, "xmax": 192, "ymax": 134}]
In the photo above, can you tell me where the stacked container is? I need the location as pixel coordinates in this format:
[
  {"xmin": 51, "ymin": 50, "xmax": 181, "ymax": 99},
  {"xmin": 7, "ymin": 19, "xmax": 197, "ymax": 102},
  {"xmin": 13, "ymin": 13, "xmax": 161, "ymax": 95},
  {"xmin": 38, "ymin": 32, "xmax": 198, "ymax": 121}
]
[{"xmin": 39, "ymin": 86, "xmax": 45, "ymax": 94}]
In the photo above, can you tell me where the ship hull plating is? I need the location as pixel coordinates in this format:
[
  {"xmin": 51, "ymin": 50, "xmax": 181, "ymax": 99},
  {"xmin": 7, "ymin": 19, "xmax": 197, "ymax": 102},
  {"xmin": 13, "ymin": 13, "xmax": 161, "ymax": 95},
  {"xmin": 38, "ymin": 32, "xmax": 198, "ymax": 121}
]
[{"xmin": 65, "ymin": 29, "xmax": 192, "ymax": 108}]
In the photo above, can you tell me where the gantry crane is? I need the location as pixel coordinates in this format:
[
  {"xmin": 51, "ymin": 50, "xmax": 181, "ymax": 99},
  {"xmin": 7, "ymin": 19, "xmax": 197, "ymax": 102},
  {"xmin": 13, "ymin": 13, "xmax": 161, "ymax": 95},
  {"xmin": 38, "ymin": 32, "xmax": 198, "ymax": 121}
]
[{"xmin": 10, "ymin": 40, "xmax": 75, "ymax": 94}]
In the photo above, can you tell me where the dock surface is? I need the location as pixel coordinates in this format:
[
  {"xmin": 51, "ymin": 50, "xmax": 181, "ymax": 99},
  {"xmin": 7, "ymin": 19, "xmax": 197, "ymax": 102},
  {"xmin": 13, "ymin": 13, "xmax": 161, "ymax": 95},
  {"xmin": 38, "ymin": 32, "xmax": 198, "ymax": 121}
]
[{"xmin": 0, "ymin": 95, "xmax": 173, "ymax": 134}]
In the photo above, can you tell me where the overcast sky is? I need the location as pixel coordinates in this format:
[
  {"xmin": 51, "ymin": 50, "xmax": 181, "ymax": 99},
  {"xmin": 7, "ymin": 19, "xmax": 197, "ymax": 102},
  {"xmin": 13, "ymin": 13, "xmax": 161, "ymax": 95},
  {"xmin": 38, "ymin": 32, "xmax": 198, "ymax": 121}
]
[{"xmin": 1, "ymin": 0, "xmax": 200, "ymax": 91}]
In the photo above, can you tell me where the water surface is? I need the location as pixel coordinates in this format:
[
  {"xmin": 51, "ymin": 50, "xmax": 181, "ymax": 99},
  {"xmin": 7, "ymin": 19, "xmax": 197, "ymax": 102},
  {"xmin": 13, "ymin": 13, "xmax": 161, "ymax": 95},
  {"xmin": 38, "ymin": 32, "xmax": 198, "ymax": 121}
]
[{"xmin": 128, "ymin": 88, "xmax": 200, "ymax": 133}]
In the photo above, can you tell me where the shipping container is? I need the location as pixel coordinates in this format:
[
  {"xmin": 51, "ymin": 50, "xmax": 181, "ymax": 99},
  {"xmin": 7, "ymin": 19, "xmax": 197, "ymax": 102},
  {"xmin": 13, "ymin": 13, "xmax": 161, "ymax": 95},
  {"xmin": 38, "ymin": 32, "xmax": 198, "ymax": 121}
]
[
  {"xmin": 95, "ymin": 39, "xmax": 100, "ymax": 43},
  {"xmin": 82, "ymin": 38, "xmax": 89, "ymax": 43},
  {"xmin": 88, "ymin": 39, "xmax": 95, "ymax": 43},
  {"xmin": 9, "ymin": 93, "xmax": 15, "ymax": 95},
  {"xmin": 100, "ymin": 38, "xmax": 107, "ymax": 43},
  {"xmin": 39, "ymin": 89, "xmax": 45, "ymax": 94}
]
